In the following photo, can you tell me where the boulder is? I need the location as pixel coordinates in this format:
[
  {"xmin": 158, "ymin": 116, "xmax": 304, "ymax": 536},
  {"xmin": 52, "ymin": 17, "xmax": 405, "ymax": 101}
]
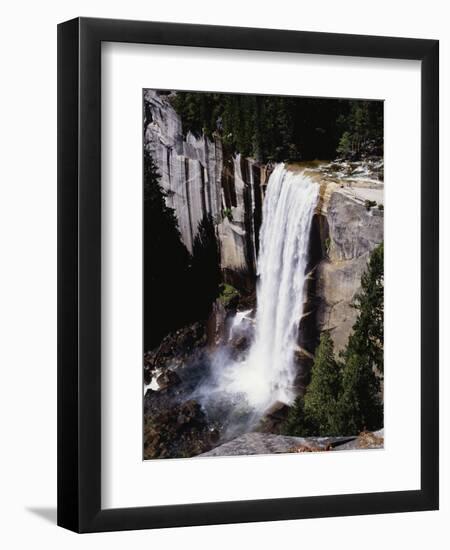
[
  {"xmin": 258, "ymin": 402, "xmax": 291, "ymax": 433},
  {"xmin": 144, "ymin": 320, "xmax": 208, "ymax": 383},
  {"xmin": 156, "ymin": 369, "xmax": 180, "ymax": 391},
  {"xmin": 333, "ymin": 429, "xmax": 384, "ymax": 451},
  {"xmin": 198, "ymin": 432, "xmax": 356, "ymax": 457}
]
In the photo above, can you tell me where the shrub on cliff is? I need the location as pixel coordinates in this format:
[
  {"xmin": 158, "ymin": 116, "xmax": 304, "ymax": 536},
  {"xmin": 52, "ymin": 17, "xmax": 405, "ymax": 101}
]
[{"xmin": 218, "ymin": 283, "xmax": 240, "ymax": 308}]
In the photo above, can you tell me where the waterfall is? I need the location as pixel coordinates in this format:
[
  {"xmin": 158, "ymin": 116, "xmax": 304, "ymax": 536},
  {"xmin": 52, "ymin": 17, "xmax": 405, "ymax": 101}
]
[
  {"xmin": 216, "ymin": 164, "xmax": 319, "ymax": 413},
  {"xmin": 249, "ymin": 163, "xmax": 319, "ymax": 408},
  {"xmin": 196, "ymin": 163, "xmax": 318, "ymax": 437}
]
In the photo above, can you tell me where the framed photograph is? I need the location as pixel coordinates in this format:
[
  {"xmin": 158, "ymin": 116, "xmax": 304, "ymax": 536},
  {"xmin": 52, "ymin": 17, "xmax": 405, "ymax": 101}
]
[{"xmin": 57, "ymin": 17, "xmax": 439, "ymax": 532}]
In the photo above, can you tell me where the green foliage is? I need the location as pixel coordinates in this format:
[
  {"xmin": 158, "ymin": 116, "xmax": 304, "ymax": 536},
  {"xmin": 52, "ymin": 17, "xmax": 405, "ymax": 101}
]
[
  {"xmin": 303, "ymin": 332, "xmax": 342, "ymax": 436},
  {"xmin": 336, "ymin": 351, "xmax": 382, "ymax": 435},
  {"xmin": 171, "ymin": 92, "xmax": 299, "ymax": 162},
  {"xmin": 169, "ymin": 92, "xmax": 383, "ymax": 162},
  {"xmin": 282, "ymin": 333, "xmax": 342, "ymax": 437},
  {"xmin": 218, "ymin": 283, "xmax": 240, "ymax": 307},
  {"xmin": 348, "ymin": 242, "xmax": 384, "ymax": 376},
  {"xmin": 282, "ymin": 395, "xmax": 309, "ymax": 436},
  {"xmin": 223, "ymin": 207, "xmax": 234, "ymax": 221},
  {"xmin": 283, "ymin": 244, "xmax": 384, "ymax": 437},
  {"xmin": 337, "ymin": 131, "xmax": 352, "ymax": 155},
  {"xmin": 337, "ymin": 242, "xmax": 384, "ymax": 432},
  {"xmin": 336, "ymin": 101, "xmax": 383, "ymax": 159},
  {"xmin": 378, "ymin": 203, "xmax": 384, "ymax": 211}
]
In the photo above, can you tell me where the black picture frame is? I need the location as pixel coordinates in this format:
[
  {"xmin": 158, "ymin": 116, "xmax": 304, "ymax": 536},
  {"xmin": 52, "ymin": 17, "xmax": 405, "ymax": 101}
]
[{"xmin": 57, "ymin": 17, "xmax": 439, "ymax": 533}]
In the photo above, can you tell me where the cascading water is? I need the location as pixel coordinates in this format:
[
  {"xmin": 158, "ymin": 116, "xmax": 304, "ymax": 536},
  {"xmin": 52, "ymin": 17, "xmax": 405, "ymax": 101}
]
[
  {"xmin": 227, "ymin": 164, "xmax": 318, "ymax": 408},
  {"xmin": 208, "ymin": 163, "xmax": 319, "ymax": 420}
]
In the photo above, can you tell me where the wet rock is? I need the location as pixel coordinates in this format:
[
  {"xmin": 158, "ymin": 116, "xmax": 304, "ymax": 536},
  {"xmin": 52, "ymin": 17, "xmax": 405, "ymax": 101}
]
[
  {"xmin": 258, "ymin": 401, "xmax": 291, "ymax": 433},
  {"xmin": 206, "ymin": 299, "xmax": 228, "ymax": 348},
  {"xmin": 144, "ymin": 321, "xmax": 208, "ymax": 383},
  {"xmin": 176, "ymin": 400, "xmax": 202, "ymax": 425},
  {"xmin": 156, "ymin": 369, "xmax": 180, "ymax": 391},
  {"xmin": 228, "ymin": 334, "xmax": 250, "ymax": 361},
  {"xmin": 237, "ymin": 290, "xmax": 257, "ymax": 311}
]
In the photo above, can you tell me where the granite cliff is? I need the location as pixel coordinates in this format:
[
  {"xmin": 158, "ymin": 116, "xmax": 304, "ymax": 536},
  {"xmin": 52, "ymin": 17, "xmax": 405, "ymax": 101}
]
[{"xmin": 144, "ymin": 90, "xmax": 267, "ymax": 291}]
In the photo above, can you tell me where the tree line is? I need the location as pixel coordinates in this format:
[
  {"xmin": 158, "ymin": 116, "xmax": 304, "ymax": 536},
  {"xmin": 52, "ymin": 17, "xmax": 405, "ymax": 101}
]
[{"xmin": 169, "ymin": 91, "xmax": 383, "ymax": 163}]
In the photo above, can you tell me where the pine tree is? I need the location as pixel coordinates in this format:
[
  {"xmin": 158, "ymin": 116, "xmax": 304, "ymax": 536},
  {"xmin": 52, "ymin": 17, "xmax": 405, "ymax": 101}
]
[
  {"xmin": 168, "ymin": 91, "xmax": 383, "ymax": 163},
  {"xmin": 303, "ymin": 332, "xmax": 342, "ymax": 436},
  {"xmin": 336, "ymin": 100, "xmax": 383, "ymax": 158},
  {"xmin": 347, "ymin": 242, "xmax": 384, "ymax": 376},
  {"xmin": 282, "ymin": 395, "xmax": 309, "ymax": 436},
  {"xmin": 337, "ymin": 131, "xmax": 352, "ymax": 156},
  {"xmin": 337, "ymin": 242, "xmax": 384, "ymax": 432},
  {"xmin": 336, "ymin": 352, "xmax": 382, "ymax": 434}
]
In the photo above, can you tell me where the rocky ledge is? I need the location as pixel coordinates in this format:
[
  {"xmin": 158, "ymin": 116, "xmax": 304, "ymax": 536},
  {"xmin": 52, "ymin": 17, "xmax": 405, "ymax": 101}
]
[{"xmin": 198, "ymin": 430, "xmax": 384, "ymax": 457}]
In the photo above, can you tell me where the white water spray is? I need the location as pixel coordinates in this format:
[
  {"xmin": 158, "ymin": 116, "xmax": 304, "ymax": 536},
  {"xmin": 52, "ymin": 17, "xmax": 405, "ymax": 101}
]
[
  {"xmin": 229, "ymin": 309, "xmax": 253, "ymax": 341},
  {"xmin": 217, "ymin": 164, "xmax": 319, "ymax": 413}
]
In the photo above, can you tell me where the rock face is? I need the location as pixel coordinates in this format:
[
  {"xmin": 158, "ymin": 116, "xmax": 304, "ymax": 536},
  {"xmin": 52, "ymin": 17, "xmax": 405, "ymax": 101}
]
[
  {"xmin": 144, "ymin": 90, "xmax": 266, "ymax": 290},
  {"xmin": 197, "ymin": 432, "xmax": 369, "ymax": 457},
  {"xmin": 314, "ymin": 184, "xmax": 384, "ymax": 352},
  {"xmin": 144, "ymin": 90, "xmax": 222, "ymax": 254}
]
